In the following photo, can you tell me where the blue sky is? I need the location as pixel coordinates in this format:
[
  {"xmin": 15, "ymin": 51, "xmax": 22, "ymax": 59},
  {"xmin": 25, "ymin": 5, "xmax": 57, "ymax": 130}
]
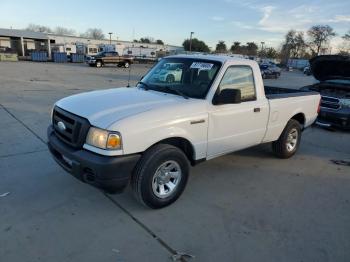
[{"xmin": 1, "ymin": 0, "xmax": 349, "ymax": 49}]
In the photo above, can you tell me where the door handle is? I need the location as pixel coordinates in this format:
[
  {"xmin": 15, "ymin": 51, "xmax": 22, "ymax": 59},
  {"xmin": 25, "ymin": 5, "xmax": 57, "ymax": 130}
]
[{"xmin": 254, "ymin": 107, "xmax": 261, "ymax": 113}]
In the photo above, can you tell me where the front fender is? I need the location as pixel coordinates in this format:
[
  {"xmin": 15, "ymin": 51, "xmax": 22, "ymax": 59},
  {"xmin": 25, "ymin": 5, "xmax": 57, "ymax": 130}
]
[{"xmin": 112, "ymin": 113, "xmax": 209, "ymax": 160}]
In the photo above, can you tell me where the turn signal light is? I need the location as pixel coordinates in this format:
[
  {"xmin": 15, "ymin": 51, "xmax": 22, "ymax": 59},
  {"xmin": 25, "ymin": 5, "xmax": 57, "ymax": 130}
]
[{"xmin": 107, "ymin": 134, "xmax": 121, "ymax": 149}]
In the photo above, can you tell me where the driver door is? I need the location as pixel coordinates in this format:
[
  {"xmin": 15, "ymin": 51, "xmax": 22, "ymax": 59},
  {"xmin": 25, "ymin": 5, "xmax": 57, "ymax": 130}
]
[{"xmin": 207, "ymin": 65, "xmax": 269, "ymax": 158}]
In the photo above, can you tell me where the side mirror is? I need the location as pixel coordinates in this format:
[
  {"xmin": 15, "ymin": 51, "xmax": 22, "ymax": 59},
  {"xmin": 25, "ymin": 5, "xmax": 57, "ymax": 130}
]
[{"xmin": 213, "ymin": 89, "xmax": 241, "ymax": 105}]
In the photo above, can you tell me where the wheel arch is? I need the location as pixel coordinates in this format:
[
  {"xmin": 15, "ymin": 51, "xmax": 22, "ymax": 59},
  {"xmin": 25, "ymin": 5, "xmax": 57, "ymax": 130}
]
[
  {"xmin": 96, "ymin": 59, "xmax": 103, "ymax": 65},
  {"xmin": 290, "ymin": 112, "xmax": 306, "ymax": 128},
  {"xmin": 146, "ymin": 137, "xmax": 197, "ymax": 165}
]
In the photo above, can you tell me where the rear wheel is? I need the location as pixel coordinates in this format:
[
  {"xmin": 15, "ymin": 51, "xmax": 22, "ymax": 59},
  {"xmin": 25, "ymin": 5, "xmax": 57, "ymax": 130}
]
[
  {"xmin": 131, "ymin": 144, "xmax": 190, "ymax": 209},
  {"xmin": 124, "ymin": 61, "xmax": 130, "ymax": 68},
  {"xmin": 272, "ymin": 119, "xmax": 301, "ymax": 158}
]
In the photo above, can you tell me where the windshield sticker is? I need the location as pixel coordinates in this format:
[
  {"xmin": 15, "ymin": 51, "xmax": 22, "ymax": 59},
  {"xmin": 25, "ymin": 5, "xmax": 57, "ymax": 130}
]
[{"xmin": 190, "ymin": 62, "xmax": 214, "ymax": 70}]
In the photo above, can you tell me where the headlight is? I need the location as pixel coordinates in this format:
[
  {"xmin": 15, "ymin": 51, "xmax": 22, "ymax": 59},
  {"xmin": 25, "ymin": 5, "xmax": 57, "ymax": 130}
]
[
  {"xmin": 339, "ymin": 99, "xmax": 350, "ymax": 109},
  {"xmin": 86, "ymin": 127, "xmax": 122, "ymax": 150}
]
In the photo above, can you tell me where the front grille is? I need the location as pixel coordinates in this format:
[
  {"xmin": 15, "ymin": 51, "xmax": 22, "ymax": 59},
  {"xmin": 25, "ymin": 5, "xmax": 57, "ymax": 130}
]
[
  {"xmin": 320, "ymin": 96, "xmax": 340, "ymax": 110},
  {"xmin": 52, "ymin": 106, "xmax": 90, "ymax": 148}
]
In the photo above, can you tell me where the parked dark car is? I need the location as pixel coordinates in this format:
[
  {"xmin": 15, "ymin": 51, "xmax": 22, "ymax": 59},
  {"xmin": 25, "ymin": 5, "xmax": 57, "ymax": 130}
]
[
  {"xmin": 260, "ymin": 64, "xmax": 281, "ymax": 79},
  {"xmin": 301, "ymin": 55, "xmax": 350, "ymax": 129},
  {"xmin": 303, "ymin": 66, "xmax": 312, "ymax": 75},
  {"xmin": 86, "ymin": 51, "xmax": 134, "ymax": 68}
]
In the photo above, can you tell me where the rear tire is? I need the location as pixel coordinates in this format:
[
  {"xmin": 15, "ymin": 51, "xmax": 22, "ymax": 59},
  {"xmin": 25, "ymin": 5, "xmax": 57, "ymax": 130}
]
[
  {"xmin": 124, "ymin": 61, "xmax": 130, "ymax": 68},
  {"xmin": 131, "ymin": 144, "xmax": 190, "ymax": 209},
  {"xmin": 272, "ymin": 119, "xmax": 301, "ymax": 159}
]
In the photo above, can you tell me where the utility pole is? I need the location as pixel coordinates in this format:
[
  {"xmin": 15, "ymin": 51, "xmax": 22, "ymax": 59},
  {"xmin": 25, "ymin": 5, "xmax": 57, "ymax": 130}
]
[
  {"xmin": 189, "ymin": 32, "xmax": 194, "ymax": 52},
  {"xmin": 261, "ymin": 41, "xmax": 265, "ymax": 51},
  {"xmin": 108, "ymin": 32, "xmax": 112, "ymax": 45},
  {"xmin": 260, "ymin": 42, "xmax": 265, "ymax": 58}
]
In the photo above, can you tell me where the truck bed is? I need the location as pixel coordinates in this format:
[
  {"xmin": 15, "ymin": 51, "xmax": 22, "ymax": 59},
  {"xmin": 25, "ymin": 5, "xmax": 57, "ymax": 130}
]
[{"xmin": 265, "ymin": 86, "xmax": 318, "ymax": 99}]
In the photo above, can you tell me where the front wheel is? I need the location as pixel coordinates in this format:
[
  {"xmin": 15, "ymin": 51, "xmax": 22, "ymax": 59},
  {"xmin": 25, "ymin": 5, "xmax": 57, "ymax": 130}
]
[
  {"xmin": 131, "ymin": 144, "xmax": 190, "ymax": 209},
  {"xmin": 272, "ymin": 119, "xmax": 301, "ymax": 158},
  {"xmin": 96, "ymin": 60, "xmax": 102, "ymax": 68}
]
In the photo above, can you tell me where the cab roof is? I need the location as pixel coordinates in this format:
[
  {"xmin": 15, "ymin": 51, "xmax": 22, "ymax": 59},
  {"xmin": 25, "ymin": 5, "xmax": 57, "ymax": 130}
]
[{"xmin": 166, "ymin": 54, "xmax": 256, "ymax": 66}]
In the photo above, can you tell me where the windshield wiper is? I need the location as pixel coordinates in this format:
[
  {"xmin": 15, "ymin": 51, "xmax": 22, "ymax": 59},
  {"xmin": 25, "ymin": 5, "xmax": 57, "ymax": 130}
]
[
  {"xmin": 163, "ymin": 86, "xmax": 189, "ymax": 99},
  {"xmin": 137, "ymin": 81, "xmax": 150, "ymax": 90}
]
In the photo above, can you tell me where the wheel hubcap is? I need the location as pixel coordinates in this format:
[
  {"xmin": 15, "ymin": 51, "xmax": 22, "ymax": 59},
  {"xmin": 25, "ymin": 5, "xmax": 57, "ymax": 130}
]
[
  {"xmin": 152, "ymin": 160, "xmax": 181, "ymax": 199},
  {"xmin": 286, "ymin": 128, "xmax": 298, "ymax": 152}
]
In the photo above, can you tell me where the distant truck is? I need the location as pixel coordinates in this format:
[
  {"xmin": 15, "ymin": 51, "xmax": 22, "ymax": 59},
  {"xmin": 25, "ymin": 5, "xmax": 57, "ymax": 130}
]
[
  {"xmin": 86, "ymin": 51, "xmax": 133, "ymax": 68},
  {"xmin": 48, "ymin": 54, "xmax": 320, "ymax": 208}
]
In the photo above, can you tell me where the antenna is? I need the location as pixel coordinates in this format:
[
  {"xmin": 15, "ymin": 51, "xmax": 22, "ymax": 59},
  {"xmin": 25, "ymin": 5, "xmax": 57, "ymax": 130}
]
[{"xmin": 126, "ymin": 64, "xmax": 132, "ymax": 87}]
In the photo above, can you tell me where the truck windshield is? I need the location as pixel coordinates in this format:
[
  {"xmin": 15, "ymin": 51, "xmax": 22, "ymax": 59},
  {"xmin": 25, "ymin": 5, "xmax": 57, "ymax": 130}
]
[{"xmin": 138, "ymin": 57, "xmax": 222, "ymax": 99}]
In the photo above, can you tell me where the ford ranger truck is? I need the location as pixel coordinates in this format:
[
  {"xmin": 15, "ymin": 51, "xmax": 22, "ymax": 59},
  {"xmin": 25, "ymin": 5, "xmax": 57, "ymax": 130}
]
[{"xmin": 48, "ymin": 55, "xmax": 321, "ymax": 209}]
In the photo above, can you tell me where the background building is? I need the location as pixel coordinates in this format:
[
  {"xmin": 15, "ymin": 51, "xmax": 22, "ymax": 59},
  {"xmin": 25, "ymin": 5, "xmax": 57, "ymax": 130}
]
[
  {"xmin": 0, "ymin": 28, "xmax": 184, "ymax": 59},
  {"xmin": 0, "ymin": 28, "xmax": 50, "ymax": 56}
]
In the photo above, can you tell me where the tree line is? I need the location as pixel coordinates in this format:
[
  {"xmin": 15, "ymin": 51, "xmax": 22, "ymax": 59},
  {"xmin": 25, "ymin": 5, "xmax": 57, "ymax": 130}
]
[
  {"xmin": 26, "ymin": 23, "xmax": 105, "ymax": 40},
  {"xmin": 183, "ymin": 24, "xmax": 350, "ymax": 61},
  {"xmin": 25, "ymin": 24, "xmax": 165, "ymax": 45},
  {"xmin": 25, "ymin": 23, "xmax": 350, "ymax": 59}
]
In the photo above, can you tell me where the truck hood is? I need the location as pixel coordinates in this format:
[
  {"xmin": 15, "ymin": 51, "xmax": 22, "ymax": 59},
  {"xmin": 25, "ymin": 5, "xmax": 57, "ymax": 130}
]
[
  {"xmin": 310, "ymin": 55, "xmax": 350, "ymax": 81},
  {"xmin": 56, "ymin": 87, "xmax": 185, "ymax": 129}
]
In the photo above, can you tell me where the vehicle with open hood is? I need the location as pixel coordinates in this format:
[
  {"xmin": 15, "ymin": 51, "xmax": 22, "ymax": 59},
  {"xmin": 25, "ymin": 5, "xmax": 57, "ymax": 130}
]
[
  {"xmin": 48, "ymin": 54, "xmax": 320, "ymax": 208},
  {"xmin": 301, "ymin": 55, "xmax": 350, "ymax": 129}
]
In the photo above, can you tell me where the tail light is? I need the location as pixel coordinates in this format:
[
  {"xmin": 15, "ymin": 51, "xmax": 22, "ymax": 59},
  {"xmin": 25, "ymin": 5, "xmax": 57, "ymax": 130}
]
[{"xmin": 317, "ymin": 98, "xmax": 321, "ymax": 114}]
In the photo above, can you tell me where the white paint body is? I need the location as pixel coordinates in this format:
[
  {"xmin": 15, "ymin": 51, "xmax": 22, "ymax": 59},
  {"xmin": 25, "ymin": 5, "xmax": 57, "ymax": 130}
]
[{"xmin": 55, "ymin": 55, "xmax": 320, "ymax": 160}]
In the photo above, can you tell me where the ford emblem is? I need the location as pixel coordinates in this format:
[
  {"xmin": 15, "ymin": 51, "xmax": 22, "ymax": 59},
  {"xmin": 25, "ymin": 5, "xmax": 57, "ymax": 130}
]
[{"xmin": 57, "ymin": 121, "xmax": 66, "ymax": 131}]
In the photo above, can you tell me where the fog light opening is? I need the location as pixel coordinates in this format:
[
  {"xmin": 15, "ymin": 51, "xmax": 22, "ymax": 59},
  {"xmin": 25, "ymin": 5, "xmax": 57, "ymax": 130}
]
[{"xmin": 83, "ymin": 168, "xmax": 96, "ymax": 183}]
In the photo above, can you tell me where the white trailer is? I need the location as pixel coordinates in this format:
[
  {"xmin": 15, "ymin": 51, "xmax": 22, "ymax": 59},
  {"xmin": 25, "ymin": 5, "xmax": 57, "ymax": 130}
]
[
  {"xmin": 124, "ymin": 46, "xmax": 157, "ymax": 60},
  {"xmin": 98, "ymin": 44, "xmax": 125, "ymax": 55},
  {"xmin": 86, "ymin": 44, "xmax": 99, "ymax": 56},
  {"xmin": 51, "ymin": 44, "xmax": 77, "ymax": 56}
]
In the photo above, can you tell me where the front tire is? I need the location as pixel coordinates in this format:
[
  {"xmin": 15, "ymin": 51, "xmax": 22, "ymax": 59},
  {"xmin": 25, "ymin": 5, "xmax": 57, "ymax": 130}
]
[
  {"xmin": 131, "ymin": 144, "xmax": 190, "ymax": 209},
  {"xmin": 96, "ymin": 60, "xmax": 102, "ymax": 68},
  {"xmin": 272, "ymin": 119, "xmax": 301, "ymax": 158}
]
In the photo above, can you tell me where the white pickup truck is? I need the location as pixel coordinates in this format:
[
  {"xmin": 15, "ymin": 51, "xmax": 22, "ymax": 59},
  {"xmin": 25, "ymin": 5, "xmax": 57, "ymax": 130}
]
[{"xmin": 48, "ymin": 55, "xmax": 320, "ymax": 208}]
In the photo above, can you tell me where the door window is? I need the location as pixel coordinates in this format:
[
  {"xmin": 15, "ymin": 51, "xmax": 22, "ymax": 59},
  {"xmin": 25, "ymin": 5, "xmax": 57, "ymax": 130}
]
[{"xmin": 218, "ymin": 66, "xmax": 256, "ymax": 102}]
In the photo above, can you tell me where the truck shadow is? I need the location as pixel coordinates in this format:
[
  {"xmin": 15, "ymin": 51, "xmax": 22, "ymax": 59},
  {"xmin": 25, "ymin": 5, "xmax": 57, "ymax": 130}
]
[{"xmin": 228, "ymin": 143, "xmax": 274, "ymax": 159}]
